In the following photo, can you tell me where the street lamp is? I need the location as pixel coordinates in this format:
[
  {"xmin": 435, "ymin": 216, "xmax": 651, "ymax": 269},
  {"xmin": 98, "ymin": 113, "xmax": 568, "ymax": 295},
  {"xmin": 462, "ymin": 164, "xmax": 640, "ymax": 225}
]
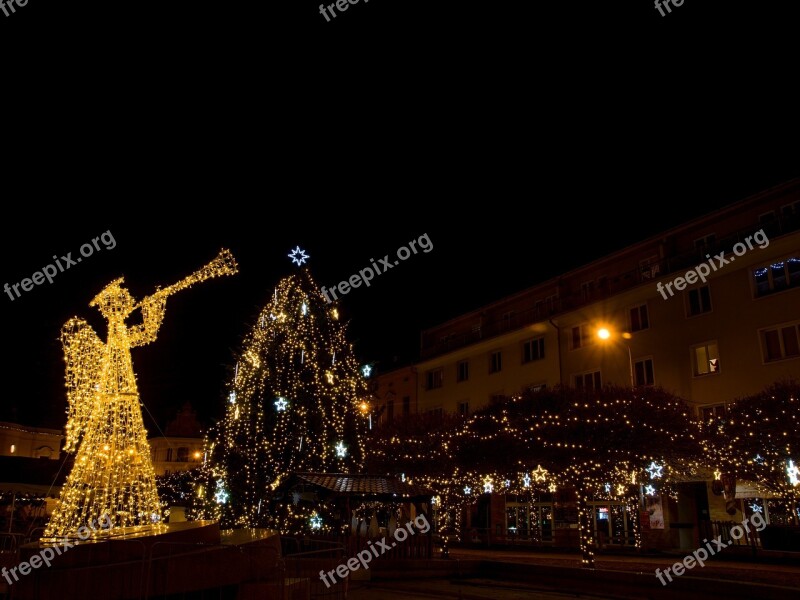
[{"xmin": 596, "ymin": 327, "xmax": 634, "ymax": 388}]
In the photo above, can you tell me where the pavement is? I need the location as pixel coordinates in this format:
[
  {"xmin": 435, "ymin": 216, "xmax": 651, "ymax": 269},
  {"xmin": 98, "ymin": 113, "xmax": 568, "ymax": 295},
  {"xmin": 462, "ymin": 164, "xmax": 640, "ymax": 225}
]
[{"xmin": 348, "ymin": 546, "xmax": 800, "ymax": 599}]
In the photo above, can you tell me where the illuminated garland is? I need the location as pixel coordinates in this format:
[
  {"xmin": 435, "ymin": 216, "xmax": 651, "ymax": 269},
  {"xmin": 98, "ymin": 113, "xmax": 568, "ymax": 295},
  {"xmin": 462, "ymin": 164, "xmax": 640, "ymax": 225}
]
[{"xmin": 368, "ymin": 385, "xmax": 705, "ymax": 567}]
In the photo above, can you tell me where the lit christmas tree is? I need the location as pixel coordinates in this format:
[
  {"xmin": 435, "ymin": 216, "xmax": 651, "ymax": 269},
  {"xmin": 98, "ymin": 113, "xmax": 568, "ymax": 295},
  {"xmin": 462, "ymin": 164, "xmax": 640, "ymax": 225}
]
[
  {"xmin": 44, "ymin": 250, "xmax": 238, "ymax": 540},
  {"xmin": 199, "ymin": 251, "xmax": 369, "ymax": 531}
]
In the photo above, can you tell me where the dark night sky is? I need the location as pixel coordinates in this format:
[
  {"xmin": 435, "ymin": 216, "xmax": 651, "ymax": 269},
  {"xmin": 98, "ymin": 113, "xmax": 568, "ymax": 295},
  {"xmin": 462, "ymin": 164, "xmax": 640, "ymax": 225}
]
[
  {"xmin": 1, "ymin": 155, "xmax": 797, "ymax": 434},
  {"xmin": 1, "ymin": 0, "xmax": 798, "ymax": 457}
]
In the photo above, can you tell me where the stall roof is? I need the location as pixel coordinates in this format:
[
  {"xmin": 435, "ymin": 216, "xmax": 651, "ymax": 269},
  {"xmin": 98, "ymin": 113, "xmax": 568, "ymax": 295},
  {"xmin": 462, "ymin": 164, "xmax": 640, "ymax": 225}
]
[{"xmin": 292, "ymin": 472, "xmax": 434, "ymax": 501}]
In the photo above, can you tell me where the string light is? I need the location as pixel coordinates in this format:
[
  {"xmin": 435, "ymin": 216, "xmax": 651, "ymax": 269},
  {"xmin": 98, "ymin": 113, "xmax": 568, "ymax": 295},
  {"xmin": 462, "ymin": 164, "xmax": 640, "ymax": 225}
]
[{"xmin": 45, "ymin": 249, "xmax": 238, "ymax": 539}]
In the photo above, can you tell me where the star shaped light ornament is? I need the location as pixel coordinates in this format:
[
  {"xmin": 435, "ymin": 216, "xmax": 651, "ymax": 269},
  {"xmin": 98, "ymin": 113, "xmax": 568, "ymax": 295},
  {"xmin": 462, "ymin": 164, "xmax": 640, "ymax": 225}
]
[
  {"xmin": 548, "ymin": 483, "xmax": 557, "ymax": 493},
  {"xmin": 275, "ymin": 397, "xmax": 288, "ymax": 411},
  {"xmin": 645, "ymin": 485, "xmax": 656, "ymax": 496},
  {"xmin": 483, "ymin": 478, "xmax": 494, "ymax": 494},
  {"xmin": 787, "ymin": 459, "xmax": 800, "ymax": 486},
  {"xmin": 750, "ymin": 502, "xmax": 763, "ymax": 514},
  {"xmin": 464, "ymin": 486, "xmax": 472, "ymax": 495},
  {"xmin": 335, "ymin": 441, "xmax": 347, "ymax": 457},
  {"xmin": 288, "ymin": 246, "xmax": 310, "ymax": 266},
  {"xmin": 647, "ymin": 461, "xmax": 663, "ymax": 479},
  {"xmin": 532, "ymin": 465, "xmax": 548, "ymax": 482},
  {"xmin": 310, "ymin": 514, "xmax": 322, "ymax": 530},
  {"xmin": 522, "ymin": 473, "xmax": 531, "ymax": 488}
]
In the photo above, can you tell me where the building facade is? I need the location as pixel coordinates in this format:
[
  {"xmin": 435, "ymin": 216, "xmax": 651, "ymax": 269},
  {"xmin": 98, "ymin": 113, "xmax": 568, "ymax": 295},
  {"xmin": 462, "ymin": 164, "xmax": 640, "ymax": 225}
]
[
  {"xmin": 407, "ymin": 178, "xmax": 800, "ymax": 551},
  {"xmin": 0, "ymin": 421, "xmax": 63, "ymax": 460},
  {"xmin": 148, "ymin": 403, "xmax": 205, "ymax": 476}
]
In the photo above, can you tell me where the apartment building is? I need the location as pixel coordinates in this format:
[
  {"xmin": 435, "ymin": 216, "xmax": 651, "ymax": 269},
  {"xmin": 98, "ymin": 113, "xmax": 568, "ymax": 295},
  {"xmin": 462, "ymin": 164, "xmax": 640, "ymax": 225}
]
[
  {"xmin": 417, "ymin": 178, "xmax": 800, "ymax": 417},
  {"xmin": 409, "ymin": 178, "xmax": 800, "ymax": 551},
  {"xmin": 0, "ymin": 421, "xmax": 63, "ymax": 460},
  {"xmin": 149, "ymin": 402, "xmax": 205, "ymax": 476},
  {"xmin": 371, "ymin": 365, "xmax": 417, "ymax": 425}
]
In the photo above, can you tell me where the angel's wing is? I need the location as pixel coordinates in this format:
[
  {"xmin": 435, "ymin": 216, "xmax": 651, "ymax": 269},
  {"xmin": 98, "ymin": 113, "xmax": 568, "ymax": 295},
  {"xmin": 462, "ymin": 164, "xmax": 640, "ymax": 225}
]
[{"xmin": 61, "ymin": 317, "xmax": 105, "ymax": 453}]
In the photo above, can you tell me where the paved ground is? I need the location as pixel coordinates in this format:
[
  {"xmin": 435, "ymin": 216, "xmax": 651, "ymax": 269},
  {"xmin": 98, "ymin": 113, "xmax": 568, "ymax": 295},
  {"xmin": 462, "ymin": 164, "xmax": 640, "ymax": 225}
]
[
  {"xmin": 446, "ymin": 547, "xmax": 800, "ymax": 588},
  {"xmin": 349, "ymin": 578, "xmax": 615, "ymax": 600},
  {"xmin": 348, "ymin": 546, "xmax": 800, "ymax": 598}
]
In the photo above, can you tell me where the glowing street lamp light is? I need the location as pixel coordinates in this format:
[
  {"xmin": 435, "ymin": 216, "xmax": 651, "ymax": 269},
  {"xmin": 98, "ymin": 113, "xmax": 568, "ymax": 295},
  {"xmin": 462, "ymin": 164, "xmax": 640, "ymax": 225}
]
[{"xmin": 596, "ymin": 326, "xmax": 634, "ymax": 388}]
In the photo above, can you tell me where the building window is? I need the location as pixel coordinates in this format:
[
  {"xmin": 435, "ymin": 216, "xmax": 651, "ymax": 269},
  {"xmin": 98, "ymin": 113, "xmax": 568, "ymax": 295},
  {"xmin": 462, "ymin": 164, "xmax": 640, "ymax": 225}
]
[
  {"xmin": 489, "ymin": 351, "xmax": 502, "ymax": 373},
  {"xmin": 571, "ymin": 324, "xmax": 594, "ymax": 349},
  {"xmin": 759, "ymin": 211, "xmax": 776, "ymax": 224},
  {"xmin": 386, "ymin": 400, "xmax": 394, "ymax": 423},
  {"xmin": 580, "ymin": 281, "xmax": 594, "ymax": 302},
  {"xmin": 694, "ymin": 234, "xmax": 716, "ymax": 251},
  {"xmin": 634, "ymin": 358, "xmax": 654, "ymax": 386},
  {"xmin": 501, "ymin": 311, "xmax": 515, "ymax": 331},
  {"xmin": 166, "ymin": 448, "xmax": 173, "ymax": 462},
  {"xmin": 629, "ymin": 304, "xmax": 649, "ymax": 332},
  {"xmin": 489, "ymin": 393, "xmax": 507, "ymax": 405},
  {"xmin": 639, "ymin": 256, "xmax": 662, "ymax": 280},
  {"xmin": 574, "ymin": 370, "xmax": 601, "ymax": 390},
  {"xmin": 457, "ymin": 360, "xmax": 469, "ymax": 382},
  {"xmin": 700, "ymin": 404, "xmax": 726, "ymax": 421},
  {"xmin": 781, "ymin": 200, "xmax": 800, "ymax": 217},
  {"xmin": 177, "ymin": 447, "xmax": 189, "ymax": 462},
  {"xmin": 687, "ymin": 285, "xmax": 712, "ymax": 316},
  {"xmin": 425, "ymin": 368, "xmax": 443, "ymax": 390},
  {"xmin": 427, "ymin": 407, "xmax": 443, "ymax": 421},
  {"xmin": 402, "ymin": 396, "xmax": 410, "ymax": 416},
  {"xmin": 545, "ymin": 294, "xmax": 558, "ymax": 315},
  {"xmin": 458, "ymin": 401, "xmax": 469, "ymax": 416},
  {"xmin": 753, "ymin": 256, "xmax": 800, "ymax": 297},
  {"xmin": 522, "ymin": 337, "xmax": 545, "ymax": 363},
  {"xmin": 692, "ymin": 341, "xmax": 720, "ymax": 376},
  {"xmin": 534, "ymin": 300, "xmax": 544, "ymax": 318},
  {"xmin": 761, "ymin": 322, "xmax": 800, "ymax": 362}
]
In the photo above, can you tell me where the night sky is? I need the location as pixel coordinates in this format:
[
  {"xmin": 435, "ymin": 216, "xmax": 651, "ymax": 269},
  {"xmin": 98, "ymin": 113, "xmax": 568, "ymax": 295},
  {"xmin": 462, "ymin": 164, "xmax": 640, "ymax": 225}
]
[{"xmin": 1, "ymin": 155, "xmax": 797, "ymax": 435}]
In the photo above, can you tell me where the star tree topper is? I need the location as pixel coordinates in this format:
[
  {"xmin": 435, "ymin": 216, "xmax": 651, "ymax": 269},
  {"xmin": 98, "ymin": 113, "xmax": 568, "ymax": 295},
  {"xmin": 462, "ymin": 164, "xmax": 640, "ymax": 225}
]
[{"xmin": 288, "ymin": 246, "xmax": 310, "ymax": 266}]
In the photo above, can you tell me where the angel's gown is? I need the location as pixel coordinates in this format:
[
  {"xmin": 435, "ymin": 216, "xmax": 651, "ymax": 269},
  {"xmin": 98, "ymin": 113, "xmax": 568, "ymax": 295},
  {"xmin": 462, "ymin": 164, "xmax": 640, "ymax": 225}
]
[{"xmin": 44, "ymin": 298, "xmax": 166, "ymax": 539}]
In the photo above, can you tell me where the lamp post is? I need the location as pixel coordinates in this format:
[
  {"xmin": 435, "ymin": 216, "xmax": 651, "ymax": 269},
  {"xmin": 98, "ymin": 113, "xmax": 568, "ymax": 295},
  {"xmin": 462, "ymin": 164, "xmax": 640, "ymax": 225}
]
[{"xmin": 597, "ymin": 328, "xmax": 634, "ymax": 388}]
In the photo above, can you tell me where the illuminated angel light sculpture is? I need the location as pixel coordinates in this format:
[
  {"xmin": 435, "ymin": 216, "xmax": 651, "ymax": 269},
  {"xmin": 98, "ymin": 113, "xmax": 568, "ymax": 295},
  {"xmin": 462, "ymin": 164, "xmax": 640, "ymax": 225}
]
[{"xmin": 44, "ymin": 249, "xmax": 238, "ymax": 539}]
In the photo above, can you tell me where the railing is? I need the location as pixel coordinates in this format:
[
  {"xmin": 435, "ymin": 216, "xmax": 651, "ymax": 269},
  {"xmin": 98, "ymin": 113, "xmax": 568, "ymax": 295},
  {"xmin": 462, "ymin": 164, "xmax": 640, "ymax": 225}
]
[
  {"xmin": 421, "ymin": 210, "xmax": 800, "ymax": 358},
  {"xmin": 281, "ymin": 541, "xmax": 347, "ymax": 600},
  {"xmin": 699, "ymin": 519, "xmax": 761, "ymax": 555}
]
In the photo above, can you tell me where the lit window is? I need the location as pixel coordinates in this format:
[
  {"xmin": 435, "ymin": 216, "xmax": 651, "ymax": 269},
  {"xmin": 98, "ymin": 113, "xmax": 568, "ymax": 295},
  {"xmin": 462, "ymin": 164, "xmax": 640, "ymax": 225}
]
[
  {"xmin": 10, "ymin": 444, "xmax": 15, "ymax": 454},
  {"xmin": 692, "ymin": 342, "xmax": 720, "ymax": 376}
]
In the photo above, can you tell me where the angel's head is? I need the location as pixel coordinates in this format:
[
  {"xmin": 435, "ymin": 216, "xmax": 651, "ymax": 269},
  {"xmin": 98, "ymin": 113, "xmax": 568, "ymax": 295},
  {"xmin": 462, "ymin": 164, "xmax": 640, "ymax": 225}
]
[{"xmin": 89, "ymin": 278, "xmax": 136, "ymax": 319}]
